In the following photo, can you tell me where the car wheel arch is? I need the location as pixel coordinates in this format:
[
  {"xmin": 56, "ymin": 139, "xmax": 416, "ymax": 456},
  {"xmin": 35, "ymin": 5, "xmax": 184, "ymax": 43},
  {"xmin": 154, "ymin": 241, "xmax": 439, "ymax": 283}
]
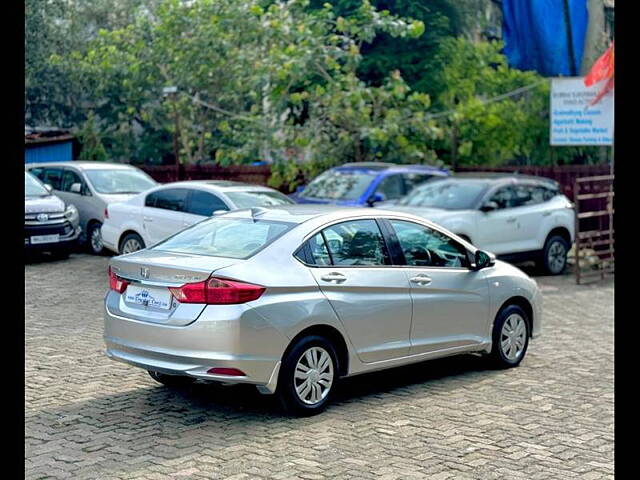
[
  {"xmin": 496, "ymin": 296, "xmax": 534, "ymax": 338},
  {"xmin": 545, "ymin": 226, "xmax": 572, "ymax": 246},
  {"xmin": 282, "ymin": 324, "xmax": 350, "ymax": 377},
  {"xmin": 118, "ymin": 230, "xmax": 145, "ymax": 252}
]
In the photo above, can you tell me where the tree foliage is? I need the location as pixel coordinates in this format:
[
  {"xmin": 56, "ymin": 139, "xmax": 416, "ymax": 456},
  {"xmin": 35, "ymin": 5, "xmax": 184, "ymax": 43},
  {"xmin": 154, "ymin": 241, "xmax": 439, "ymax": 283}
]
[{"xmin": 26, "ymin": 0, "xmax": 606, "ymax": 185}]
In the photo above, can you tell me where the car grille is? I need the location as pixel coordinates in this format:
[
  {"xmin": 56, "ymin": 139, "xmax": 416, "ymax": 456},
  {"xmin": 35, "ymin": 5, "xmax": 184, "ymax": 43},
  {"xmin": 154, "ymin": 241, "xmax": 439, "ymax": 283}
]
[
  {"xmin": 24, "ymin": 212, "xmax": 67, "ymax": 226},
  {"xmin": 25, "ymin": 221, "xmax": 73, "ymax": 237}
]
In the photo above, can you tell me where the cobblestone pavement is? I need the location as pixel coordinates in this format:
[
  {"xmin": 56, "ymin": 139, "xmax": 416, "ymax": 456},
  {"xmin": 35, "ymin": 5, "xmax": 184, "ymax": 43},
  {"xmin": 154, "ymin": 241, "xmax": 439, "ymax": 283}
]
[{"xmin": 25, "ymin": 253, "xmax": 614, "ymax": 479}]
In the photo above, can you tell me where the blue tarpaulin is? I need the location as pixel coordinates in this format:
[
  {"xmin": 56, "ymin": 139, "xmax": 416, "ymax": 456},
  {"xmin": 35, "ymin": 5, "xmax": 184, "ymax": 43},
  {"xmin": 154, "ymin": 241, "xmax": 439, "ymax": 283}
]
[{"xmin": 502, "ymin": 0, "xmax": 588, "ymax": 76}]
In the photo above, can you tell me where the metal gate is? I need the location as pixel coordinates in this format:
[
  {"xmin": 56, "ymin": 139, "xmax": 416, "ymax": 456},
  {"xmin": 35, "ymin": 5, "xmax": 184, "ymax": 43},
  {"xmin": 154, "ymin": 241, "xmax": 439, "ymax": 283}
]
[{"xmin": 574, "ymin": 175, "xmax": 614, "ymax": 284}]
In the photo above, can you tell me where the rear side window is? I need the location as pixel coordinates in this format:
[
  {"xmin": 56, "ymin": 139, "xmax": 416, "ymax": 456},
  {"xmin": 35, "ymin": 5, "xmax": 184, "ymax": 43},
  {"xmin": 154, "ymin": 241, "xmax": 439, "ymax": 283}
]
[
  {"xmin": 145, "ymin": 188, "xmax": 189, "ymax": 212},
  {"xmin": 321, "ymin": 219, "xmax": 390, "ymax": 266},
  {"xmin": 186, "ymin": 190, "xmax": 229, "ymax": 216},
  {"xmin": 153, "ymin": 217, "xmax": 294, "ymax": 259},
  {"xmin": 402, "ymin": 173, "xmax": 432, "ymax": 194}
]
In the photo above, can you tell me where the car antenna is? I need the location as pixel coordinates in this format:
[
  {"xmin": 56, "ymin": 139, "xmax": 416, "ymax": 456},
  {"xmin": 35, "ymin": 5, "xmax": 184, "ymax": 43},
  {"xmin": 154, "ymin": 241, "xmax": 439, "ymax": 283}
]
[{"xmin": 250, "ymin": 207, "xmax": 267, "ymax": 222}]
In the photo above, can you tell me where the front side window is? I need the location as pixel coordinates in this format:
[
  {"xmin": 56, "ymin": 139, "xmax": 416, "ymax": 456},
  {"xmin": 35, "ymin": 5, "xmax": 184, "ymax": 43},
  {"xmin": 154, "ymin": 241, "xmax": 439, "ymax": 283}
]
[
  {"xmin": 390, "ymin": 220, "xmax": 470, "ymax": 268},
  {"xmin": 488, "ymin": 186, "xmax": 517, "ymax": 209},
  {"xmin": 300, "ymin": 170, "xmax": 377, "ymax": 201},
  {"xmin": 84, "ymin": 169, "xmax": 156, "ymax": 194},
  {"xmin": 402, "ymin": 173, "xmax": 432, "ymax": 194},
  {"xmin": 60, "ymin": 169, "xmax": 83, "ymax": 193},
  {"xmin": 225, "ymin": 190, "xmax": 295, "ymax": 208},
  {"xmin": 376, "ymin": 174, "xmax": 404, "ymax": 200},
  {"xmin": 187, "ymin": 190, "xmax": 229, "ymax": 216},
  {"xmin": 321, "ymin": 219, "xmax": 390, "ymax": 266},
  {"xmin": 153, "ymin": 217, "xmax": 294, "ymax": 259}
]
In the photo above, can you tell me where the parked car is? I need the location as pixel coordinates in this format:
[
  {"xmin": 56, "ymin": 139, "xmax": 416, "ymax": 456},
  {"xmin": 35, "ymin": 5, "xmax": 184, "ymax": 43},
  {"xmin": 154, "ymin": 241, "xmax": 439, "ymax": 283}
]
[
  {"xmin": 26, "ymin": 161, "xmax": 158, "ymax": 254},
  {"xmin": 25, "ymin": 171, "xmax": 81, "ymax": 258},
  {"xmin": 101, "ymin": 180, "xmax": 296, "ymax": 254},
  {"xmin": 290, "ymin": 162, "xmax": 449, "ymax": 207},
  {"xmin": 378, "ymin": 173, "xmax": 575, "ymax": 275},
  {"xmin": 104, "ymin": 205, "xmax": 542, "ymax": 415}
]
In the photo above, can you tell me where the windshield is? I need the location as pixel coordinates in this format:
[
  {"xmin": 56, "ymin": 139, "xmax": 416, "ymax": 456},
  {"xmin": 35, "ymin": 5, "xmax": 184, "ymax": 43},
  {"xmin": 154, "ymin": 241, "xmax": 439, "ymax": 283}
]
[
  {"xmin": 301, "ymin": 170, "xmax": 377, "ymax": 201},
  {"xmin": 85, "ymin": 169, "xmax": 156, "ymax": 194},
  {"xmin": 398, "ymin": 180, "xmax": 488, "ymax": 210},
  {"xmin": 153, "ymin": 216, "xmax": 294, "ymax": 259},
  {"xmin": 226, "ymin": 190, "xmax": 295, "ymax": 209},
  {"xmin": 25, "ymin": 172, "xmax": 50, "ymax": 197}
]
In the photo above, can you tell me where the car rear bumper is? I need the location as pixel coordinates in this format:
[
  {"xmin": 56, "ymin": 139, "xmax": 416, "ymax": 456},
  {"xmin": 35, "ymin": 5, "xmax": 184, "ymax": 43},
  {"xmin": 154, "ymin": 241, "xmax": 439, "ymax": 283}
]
[{"xmin": 103, "ymin": 294, "xmax": 289, "ymax": 393}]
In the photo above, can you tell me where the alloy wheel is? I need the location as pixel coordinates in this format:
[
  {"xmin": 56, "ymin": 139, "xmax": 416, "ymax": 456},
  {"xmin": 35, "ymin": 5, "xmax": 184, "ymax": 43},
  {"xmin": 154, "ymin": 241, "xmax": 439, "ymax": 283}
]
[
  {"xmin": 294, "ymin": 346, "xmax": 334, "ymax": 405},
  {"xmin": 547, "ymin": 240, "xmax": 567, "ymax": 274},
  {"xmin": 90, "ymin": 227, "xmax": 103, "ymax": 253},
  {"xmin": 121, "ymin": 238, "xmax": 142, "ymax": 254}
]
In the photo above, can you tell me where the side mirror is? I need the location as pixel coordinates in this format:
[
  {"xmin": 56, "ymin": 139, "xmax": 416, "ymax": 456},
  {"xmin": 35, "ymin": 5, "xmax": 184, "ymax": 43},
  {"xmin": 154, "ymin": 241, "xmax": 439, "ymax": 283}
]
[
  {"xmin": 213, "ymin": 210, "xmax": 227, "ymax": 216},
  {"xmin": 70, "ymin": 183, "xmax": 82, "ymax": 194},
  {"xmin": 366, "ymin": 192, "xmax": 385, "ymax": 207},
  {"xmin": 44, "ymin": 184, "xmax": 53, "ymax": 192},
  {"xmin": 479, "ymin": 200, "xmax": 499, "ymax": 212},
  {"xmin": 474, "ymin": 250, "xmax": 496, "ymax": 270}
]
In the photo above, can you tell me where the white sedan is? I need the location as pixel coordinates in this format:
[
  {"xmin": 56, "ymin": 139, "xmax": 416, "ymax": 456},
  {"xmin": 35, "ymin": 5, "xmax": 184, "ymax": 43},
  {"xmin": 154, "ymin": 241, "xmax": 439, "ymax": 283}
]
[
  {"xmin": 101, "ymin": 180, "xmax": 295, "ymax": 254},
  {"xmin": 379, "ymin": 174, "xmax": 575, "ymax": 275}
]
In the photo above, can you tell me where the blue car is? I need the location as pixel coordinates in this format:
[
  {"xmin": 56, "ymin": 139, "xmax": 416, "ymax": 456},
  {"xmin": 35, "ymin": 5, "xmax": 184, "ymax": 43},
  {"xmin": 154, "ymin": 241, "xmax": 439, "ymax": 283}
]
[{"xmin": 290, "ymin": 162, "xmax": 450, "ymax": 207}]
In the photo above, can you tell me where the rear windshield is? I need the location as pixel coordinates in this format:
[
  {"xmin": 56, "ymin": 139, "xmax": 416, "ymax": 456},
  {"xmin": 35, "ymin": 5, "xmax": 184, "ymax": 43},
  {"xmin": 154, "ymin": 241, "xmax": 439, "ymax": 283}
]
[
  {"xmin": 152, "ymin": 216, "xmax": 294, "ymax": 259},
  {"xmin": 225, "ymin": 190, "xmax": 295, "ymax": 208},
  {"xmin": 301, "ymin": 170, "xmax": 377, "ymax": 201}
]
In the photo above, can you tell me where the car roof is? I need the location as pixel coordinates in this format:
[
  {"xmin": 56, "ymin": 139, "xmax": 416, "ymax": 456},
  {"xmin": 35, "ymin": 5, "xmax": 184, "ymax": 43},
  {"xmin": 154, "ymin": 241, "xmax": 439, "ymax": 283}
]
[
  {"xmin": 26, "ymin": 161, "xmax": 139, "ymax": 171},
  {"xmin": 333, "ymin": 162, "xmax": 449, "ymax": 175},
  {"xmin": 451, "ymin": 172, "xmax": 558, "ymax": 186},
  {"xmin": 219, "ymin": 204, "xmax": 440, "ymax": 227},
  {"xmin": 152, "ymin": 180, "xmax": 279, "ymax": 192}
]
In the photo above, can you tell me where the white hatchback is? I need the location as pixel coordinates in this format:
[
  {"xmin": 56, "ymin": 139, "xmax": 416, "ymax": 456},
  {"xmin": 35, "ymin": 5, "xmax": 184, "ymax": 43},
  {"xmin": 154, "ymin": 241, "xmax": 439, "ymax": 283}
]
[
  {"xmin": 379, "ymin": 174, "xmax": 575, "ymax": 275},
  {"xmin": 101, "ymin": 180, "xmax": 295, "ymax": 254}
]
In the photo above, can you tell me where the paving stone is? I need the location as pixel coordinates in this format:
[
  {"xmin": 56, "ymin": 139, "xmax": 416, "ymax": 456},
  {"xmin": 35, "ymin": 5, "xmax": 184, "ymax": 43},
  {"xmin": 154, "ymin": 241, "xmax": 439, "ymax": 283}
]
[{"xmin": 25, "ymin": 254, "xmax": 613, "ymax": 479}]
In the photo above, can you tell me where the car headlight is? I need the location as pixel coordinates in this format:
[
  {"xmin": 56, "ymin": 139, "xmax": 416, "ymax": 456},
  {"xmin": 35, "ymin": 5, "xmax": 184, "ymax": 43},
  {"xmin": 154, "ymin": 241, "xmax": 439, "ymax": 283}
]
[{"xmin": 64, "ymin": 204, "xmax": 79, "ymax": 221}]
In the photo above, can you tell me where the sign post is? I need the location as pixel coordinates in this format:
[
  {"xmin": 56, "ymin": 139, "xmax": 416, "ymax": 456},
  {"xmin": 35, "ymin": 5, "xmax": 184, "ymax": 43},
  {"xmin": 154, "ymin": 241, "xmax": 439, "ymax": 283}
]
[{"xmin": 550, "ymin": 77, "xmax": 614, "ymax": 147}]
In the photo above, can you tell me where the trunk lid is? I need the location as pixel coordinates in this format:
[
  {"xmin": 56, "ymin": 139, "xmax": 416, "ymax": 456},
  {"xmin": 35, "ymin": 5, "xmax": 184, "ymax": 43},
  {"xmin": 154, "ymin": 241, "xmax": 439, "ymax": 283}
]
[{"xmin": 107, "ymin": 250, "xmax": 243, "ymax": 326}]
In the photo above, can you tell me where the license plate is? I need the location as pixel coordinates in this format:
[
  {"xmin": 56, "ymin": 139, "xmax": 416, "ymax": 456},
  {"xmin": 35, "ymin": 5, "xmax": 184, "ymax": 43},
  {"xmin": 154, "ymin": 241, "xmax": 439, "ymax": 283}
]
[
  {"xmin": 30, "ymin": 234, "xmax": 60, "ymax": 244},
  {"xmin": 125, "ymin": 285, "xmax": 172, "ymax": 310}
]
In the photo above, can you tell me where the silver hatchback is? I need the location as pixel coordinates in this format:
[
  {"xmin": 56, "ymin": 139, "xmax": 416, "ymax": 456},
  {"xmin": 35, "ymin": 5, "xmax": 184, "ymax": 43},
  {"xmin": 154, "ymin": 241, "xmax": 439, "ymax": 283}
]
[{"xmin": 104, "ymin": 206, "xmax": 542, "ymax": 415}]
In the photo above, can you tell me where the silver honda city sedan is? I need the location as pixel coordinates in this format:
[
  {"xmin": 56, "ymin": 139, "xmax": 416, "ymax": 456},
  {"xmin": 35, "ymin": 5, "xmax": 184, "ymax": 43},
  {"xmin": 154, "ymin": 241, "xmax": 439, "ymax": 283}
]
[{"xmin": 104, "ymin": 205, "xmax": 542, "ymax": 415}]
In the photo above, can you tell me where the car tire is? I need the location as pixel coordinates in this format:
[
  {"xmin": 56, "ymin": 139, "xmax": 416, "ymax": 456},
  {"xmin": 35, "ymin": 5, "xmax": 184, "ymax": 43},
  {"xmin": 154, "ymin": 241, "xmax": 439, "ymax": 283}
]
[
  {"xmin": 87, "ymin": 222, "xmax": 105, "ymax": 255},
  {"xmin": 488, "ymin": 304, "xmax": 530, "ymax": 369},
  {"xmin": 148, "ymin": 370, "xmax": 196, "ymax": 388},
  {"xmin": 277, "ymin": 335, "xmax": 339, "ymax": 416},
  {"xmin": 541, "ymin": 234, "xmax": 569, "ymax": 275},
  {"xmin": 119, "ymin": 232, "xmax": 146, "ymax": 254}
]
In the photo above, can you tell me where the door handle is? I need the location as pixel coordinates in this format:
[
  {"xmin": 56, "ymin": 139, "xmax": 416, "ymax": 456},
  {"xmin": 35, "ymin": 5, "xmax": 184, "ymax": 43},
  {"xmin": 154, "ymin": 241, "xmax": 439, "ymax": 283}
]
[
  {"xmin": 542, "ymin": 211, "xmax": 551, "ymax": 217},
  {"xmin": 320, "ymin": 272, "xmax": 347, "ymax": 283},
  {"xmin": 409, "ymin": 274, "xmax": 432, "ymax": 285},
  {"xmin": 506, "ymin": 217, "xmax": 517, "ymax": 223},
  {"xmin": 143, "ymin": 217, "xmax": 153, "ymax": 222}
]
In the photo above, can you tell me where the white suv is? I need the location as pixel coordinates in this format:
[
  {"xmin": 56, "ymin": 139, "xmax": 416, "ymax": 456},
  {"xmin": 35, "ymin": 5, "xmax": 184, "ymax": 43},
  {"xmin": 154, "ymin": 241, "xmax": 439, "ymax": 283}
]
[{"xmin": 379, "ymin": 174, "xmax": 575, "ymax": 275}]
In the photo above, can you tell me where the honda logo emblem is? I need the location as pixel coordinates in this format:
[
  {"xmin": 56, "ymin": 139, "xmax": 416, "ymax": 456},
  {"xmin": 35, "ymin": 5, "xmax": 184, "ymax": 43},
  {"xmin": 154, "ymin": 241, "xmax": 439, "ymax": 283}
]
[{"xmin": 141, "ymin": 267, "xmax": 150, "ymax": 279}]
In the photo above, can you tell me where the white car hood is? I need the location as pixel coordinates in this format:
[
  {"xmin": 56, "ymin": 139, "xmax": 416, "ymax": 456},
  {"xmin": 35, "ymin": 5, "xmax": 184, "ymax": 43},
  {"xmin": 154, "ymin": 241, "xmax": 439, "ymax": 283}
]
[{"xmin": 25, "ymin": 195, "xmax": 65, "ymax": 214}]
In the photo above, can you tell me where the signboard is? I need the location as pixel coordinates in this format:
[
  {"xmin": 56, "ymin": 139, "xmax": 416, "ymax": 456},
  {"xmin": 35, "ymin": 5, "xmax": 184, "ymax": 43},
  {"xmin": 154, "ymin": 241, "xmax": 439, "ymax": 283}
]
[{"xmin": 550, "ymin": 77, "xmax": 613, "ymax": 146}]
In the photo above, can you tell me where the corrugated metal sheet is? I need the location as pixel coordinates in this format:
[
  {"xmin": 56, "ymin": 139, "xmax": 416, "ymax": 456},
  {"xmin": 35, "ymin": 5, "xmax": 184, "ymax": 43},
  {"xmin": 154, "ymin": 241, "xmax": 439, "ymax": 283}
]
[{"xmin": 24, "ymin": 141, "xmax": 73, "ymax": 164}]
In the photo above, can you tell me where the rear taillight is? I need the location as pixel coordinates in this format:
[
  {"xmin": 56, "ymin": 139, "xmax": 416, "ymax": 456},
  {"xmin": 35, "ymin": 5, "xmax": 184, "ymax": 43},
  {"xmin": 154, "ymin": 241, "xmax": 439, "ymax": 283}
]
[
  {"xmin": 104, "ymin": 207, "xmax": 109, "ymax": 219},
  {"xmin": 108, "ymin": 266, "xmax": 129, "ymax": 293},
  {"xmin": 169, "ymin": 277, "xmax": 265, "ymax": 305}
]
